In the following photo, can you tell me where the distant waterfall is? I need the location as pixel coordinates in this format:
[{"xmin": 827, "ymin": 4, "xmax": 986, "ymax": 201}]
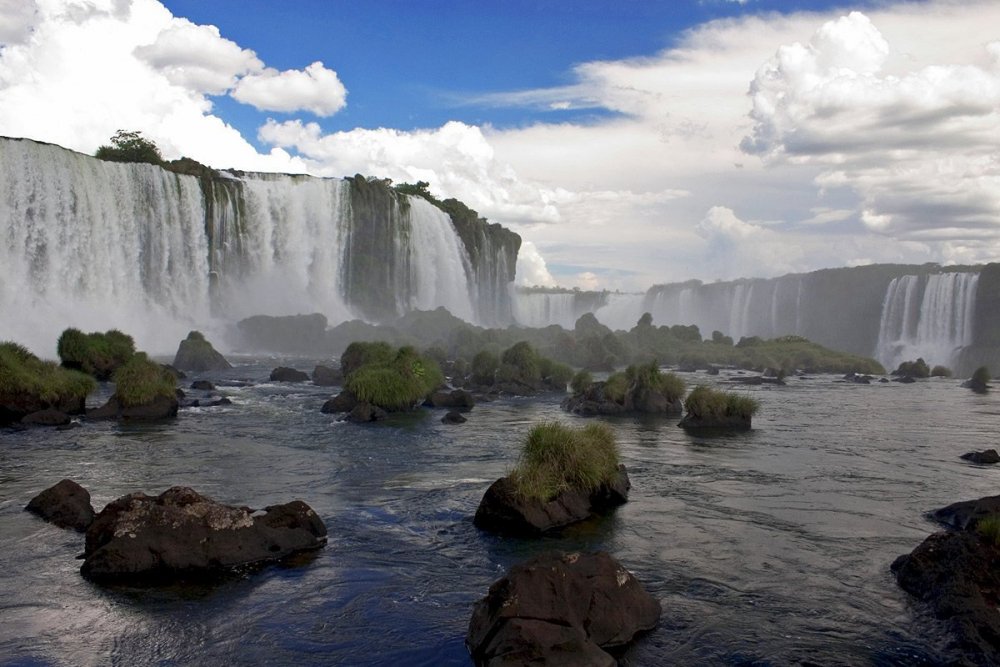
[
  {"xmin": 512, "ymin": 293, "xmax": 580, "ymax": 329},
  {"xmin": 875, "ymin": 273, "xmax": 979, "ymax": 371},
  {"xmin": 0, "ymin": 137, "xmax": 516, "ymax": 355}
]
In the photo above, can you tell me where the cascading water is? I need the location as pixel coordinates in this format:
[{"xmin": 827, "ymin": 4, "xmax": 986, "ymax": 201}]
[
  {"xmin": 875, "ymin": 273, "xmax": 979, "ymax": 371},
  {"xmin": 0, "ymin": 138, "xmax": 213, "ymax": 355},
  {"xmin": 511, "ymin": 292, "xmax": 579, "ymax": 329},
  {"xmin": 0, "ymin": 137, "xmax": 518, "ymax": 355}
]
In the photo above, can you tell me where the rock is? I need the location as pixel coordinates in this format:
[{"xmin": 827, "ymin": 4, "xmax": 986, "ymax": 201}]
[
  {"xmin": 88, "ymin": 395, "xmax": 179, "ymax": 421},
  {"xmin": 25, "ymin": 479, "xmax": 95, "ymax": 532},
  {"xmin": 962, "ymin": 379, "xmax": 990, "ymax": 393},
  {"xmin": 891, "ymin": 530, "xmax": 1000, "ymax": 664},
  {"xmin": 442, "ymin": 411, "xmax": 467, "ymax": 424},
  {"xmin": 270, "ymin": 367, "xmax": 309, "ymax": 382},
  {"xmin": 190, "ymin": 380, "xmax": 215, "ymax": 391},
  {"xmin": 842, "ymin": 373, "xmax": 872, "ymax": 384},
  {"xmin": 162, "ymin": 364, "xmax": 186, "ymax": 380},
  {"xmin": 473, "ymin": 466, "xmax": 630, "ymax": 536},
  {"xmin": 467, "ymin": 551, "xmax": 660, "ymax": 666},
  {"xmin": 894, "ymin": 375, "xmax": 917, "ymax": 384},
  {"xmin": 311, "ymin": 364, "xmax": 342, "ymax": 386},
  {"xmin": 678, "ymin": 412, "xmax": 752, "ymax": 431},
  {"xmin": 172, "ymin": 331, "xmax": 231, "ymax": 372},
  {"xmin": 425, "ymin": 389, "xmax": 475, "ymax": 409},
  {"xmin": 321, "ymin": 390, "xmax": 358, "ymax": 414},
  {"xmin": 961, "ymin": 449, "xmax": 1000, "ymax": 465},
  {"xmin": 20, "ymin": 408, "xmax": 71, "ymax": 426},
  {"xmin": 342, "ymin": 402, "xmax": 388, "ymax": 423},
  {"xmin": 80, "ymin": 486, "xmax": 327, "ymax": 582},
  {"xmin": 930, "ymin": 495, "xmax": 1000, "ymax": 531},
  {"xmin": 562, "ymin": 382, "xmax": 680, "ymax": 417}
]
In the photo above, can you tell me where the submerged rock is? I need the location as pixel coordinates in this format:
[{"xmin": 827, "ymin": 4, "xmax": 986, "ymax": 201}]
[
  {"xmin": 442, "ymin": 410, "xmax": 467, "ymax": 424},
  {"xmin": 190, "ymin": 380, "xmax": 215, "ymax": 391},
  {"xmin": 20, "ymin": 408, "xmax": 72, "ymax": 426},
  {"xmin": 960, "ymin": 449, "xmax": 1000, "ymax": 465},
  {"xmin": 80, "ymin": 486, "xmax": 327, "ymax": 582},
  {"xmin": 425, "ymin": 389, "xmax": 475, "ymax": 410},
  {"xmin": 270, "ymin": 367, "xmax": 309, "ymax": 382},
  {"xmin": 466, "ymin": 551, "xmax": 660, "ymax": 666},
  {"xmin": 25, "ymin": 479, "xmax": 95, "ymax": 532},
  {"xmin": 473, "ymin": 466, "xmax": 630, "ymax": 536}
]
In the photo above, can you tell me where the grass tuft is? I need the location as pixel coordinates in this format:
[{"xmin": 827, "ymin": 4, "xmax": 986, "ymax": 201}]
[
  {"xmin": 57, "ymin": 328, "xmax": 135, "ymax": 379},
  {"xmin": 509, "ymin": 421, "xmax": 620, "ymax": 502},
  {"xmin": 0, "ymin": 341, "xmax": 96, "ymax": 404},
  {"xmin": 683, "ymin": 385, "xmax": 759, "ymax": 421},
  {"xmin": 344, "ymin": 344, "xmax": 444, "ymax": 411},
  {"xmin": 976, "ymin": 514, "xmax": 1000, "ymax": 547},
  {"xmin": 113, "ymin": 352, "xmax": 177, "ymax": 407}
]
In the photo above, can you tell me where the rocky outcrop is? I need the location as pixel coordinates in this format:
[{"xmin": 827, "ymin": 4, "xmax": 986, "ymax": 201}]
[
  {"xmin": 424, "ymin": 389, "xmax": 475, "ymax": 409},
  {"xmin": 891, "ymin": 495, "xmax": 1000, "ymax": 664},
  {"xmin": 25, "ymin": 479, "xmax": 95, "ymax": 532},
  {"xmin": 236, "ymin": 313, "xmax": 330, "ymax": 355},
  {"xmin": 311, "ymin": 364, "xmax": 342, "ymax": 386},
  {"xmin": 321, "ymin": 390, "xmax": 357, "ymax": 414},
  {"xmin": 172, "ymin": 331, "xmax": 231, "ymax": 372},
  {"xmin": 960, "ymin": 449, "xmax": 1000, "ymax": 465},
  {"xmin": 20, "ymin": 408, "xmax": 72, "ymax": 426},
  {"xmin": 269, "ymin": 367, "xmax": 309, "ymax": 382},
  {"xmin": 343, "ymin": 402, "xmax": 388, "ymax": 423},
  {"xmin": 473, "ymin": 466, "xmax": 630, "ymax": 536},
  {"xmin": 88, "ymin": 395, "xmax": 178, "ymax": 421},
  {"xmin": 677, "ymin": 412, "xmax": 752, "ymax": 431},
  {"xmin": 562, "ymin": 382, "xmax": 682, "ymax": 417},
  {"xmin": 80, "ymin": 486, "xmax": 327, "ymax": 582},
  {"xmin": 190, "ymin": 380, "xmax": 215, "ymax": 391},
  {"xmin": 467, "ymin": 551, "xmax": 660, "ymax": 666}
]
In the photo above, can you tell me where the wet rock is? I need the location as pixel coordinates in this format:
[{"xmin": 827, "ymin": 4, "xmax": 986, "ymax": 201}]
[
  {"xmin": 269, "ymin": 367, "xmax": 309, "ymax": 382},
  {"xmin": 162, "ymin": 364, "xmax": 186, "ymax": 380},
  {"xmin": 678, "ymin": 412, "xmax": 752, "ymax": 431},
  {"xmin": 960, "ymin": 449, "xmax": 1000, "ymax": 465},
  {"xmin": 25, "ymin": 479, "xmax": 95, "ymax": 532},
  {"xmin": 88, "ymin": 395, "xmax": 178, "ymax": 421},
  {"xmin": 342, "ymin": 402, "xmax": 388, "ymax": 423},
  {"xmin": 321, "ymin": 390, "xmax": 358, "ymax": 414},
  {"xmin": 172, "ymin": 331, "xmax": 231, "ymax": 372},
  {"xmin": 190, "ymin": 380, "xmax": 215, "ymax": 391},
  {"xmin": 20, "ymin": 408, "xmax": 72, "ymax": 426},
  {"xmin": 442, "ymin": 411, "xmax": 467, "ymax": 424},
  {"xmin": 467, "ymin": 551, "xmax": 660, "ymax": 666},
  {"xmin": 894, "ymin": 375, "xmax": 917, "ymax": 384},
  {"xmin": 562, "ymin": 382, "xmax": 681, "ymax": 417},
  {"xmin": 930, "ymin": 495, "xmax": 1000, "ymax": 531},
  {"xmin": 80, "ymin": 486, "xmax": 327, "ymax": 582},
  {"xmin": 425, "ymin": 389, "xmax": 475, "ymax": 410},
  {"xmin": 311, "ymin": 364, "xmax": 342, "ymax": 387},
  {"xmin": 473, "ymin": 466, "xmax": 629, "ymax": 536}
]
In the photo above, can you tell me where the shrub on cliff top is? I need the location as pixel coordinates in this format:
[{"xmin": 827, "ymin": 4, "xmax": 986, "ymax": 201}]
[
  {"xmin": 113, "ymin": 352, "xmax": 177, "ymax": 408},
  {"xmin": 57, "ymin": 328, "xmax": 136, "ymax": 380},
  {"xmin": 0, "ymin": 341, "xmax": 96, "ymax": 404},
  {"xmin": 509, "ymin": 422, "xmax": 620, "ymax": 502},
  {"xmin": 344, "ymin": 345, "xmax": 444, "ymax": 411},
  {"xmin": 95, "ymin": 129, "xmax": 163, "ymax": 165}
]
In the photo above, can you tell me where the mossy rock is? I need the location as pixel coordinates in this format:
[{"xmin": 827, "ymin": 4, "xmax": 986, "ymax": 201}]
[
  {"xmin": 0, "ymin": 342, "xmax": 95, "ymax": 425},
  {"xmin": 172, "ymin": 331, "xmax": 231, "ymax": 372},
  {"xmin": 57, "ymin": 328, "xmax": 135, "ymax": 380}
]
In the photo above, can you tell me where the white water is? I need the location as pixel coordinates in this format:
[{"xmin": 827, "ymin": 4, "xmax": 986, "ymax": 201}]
[
  {"xmin": 875, "ymin": 273, "xmax": 979, "ymax": 371},
  {"xmin": 511, "ymin": 293, "xmax": 579, "ymax": 329},
  {"xmin": 0, "ymin": 139, "xmax": 213, "ymax": 356},
  {"xmin": 0, "ymin": 138, "xmax": 495, "ymax": 356},
  {"xmin": 593, "ymin": 293, "xmax": 646, "ymax": 331}
]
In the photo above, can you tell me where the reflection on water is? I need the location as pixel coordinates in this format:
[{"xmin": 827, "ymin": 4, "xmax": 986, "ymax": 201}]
[{"xmin": 1, "ymin": 364, "xmax": 996, "ymax": 665}]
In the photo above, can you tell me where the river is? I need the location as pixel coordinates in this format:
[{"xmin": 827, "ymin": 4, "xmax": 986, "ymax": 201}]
[{"xmin": 1, "ymin": 362, "xmax": 997, "ymax": 665}]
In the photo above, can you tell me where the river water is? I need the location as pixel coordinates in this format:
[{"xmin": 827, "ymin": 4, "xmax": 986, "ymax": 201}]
[{"xmin": 1, "ymin": 362, "xmax": 998, "ymax": 666}]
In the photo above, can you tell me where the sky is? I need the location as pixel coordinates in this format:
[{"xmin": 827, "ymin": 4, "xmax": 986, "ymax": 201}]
[{"xmin": 1, "ymin": 0, "xmax": 998, "ymax": 291}]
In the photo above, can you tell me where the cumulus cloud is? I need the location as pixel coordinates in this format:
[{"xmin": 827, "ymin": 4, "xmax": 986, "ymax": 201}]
[
  {"xmin": 135, "ymin": 19, "xmax": 262, "ymax": 94},
  {"xmin": 515, "ymin": 241, "xmax": 557, "ymax": 287},
  {"xmin": 232, "ymin": 61, "xmax": 347, "ymax": 116},
  {"xmin": 0, "ymin": 0, "xmax": 38, "ymax": 45}
]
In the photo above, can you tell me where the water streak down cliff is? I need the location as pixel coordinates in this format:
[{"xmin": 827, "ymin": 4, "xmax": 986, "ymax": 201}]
[{"xmin": 0, "ymin": 137, "xmax": 520, "ymax": 353}]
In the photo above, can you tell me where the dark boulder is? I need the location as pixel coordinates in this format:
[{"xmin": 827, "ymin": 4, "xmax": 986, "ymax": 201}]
[
  {"xmin": 80, "ymin": 486, "xmax": 327, "ymax": 582},
  {"xmin": 930, "ymin": 495, "xmax": 1000, "ymax": 531},
  {"xmin": 894, "ymin": 375, "xmax": 917, "ymax": 384},
  {"xmin": 467, "ymin": 551, "xmax": 660, "ymax": 666},
  {"xmin": 88, "ymin": 395, "xmax": 179, "ymax": 421},
  {"xmin": 473, "ymin": 466, "xmax": 629, "ymax": 536},
  {"xmin": 321, "ymin": 390, "xmax": 358, "ymax": 414},
  {"xmin": 562, "ymin": 382, "xmax": 680, "ymax": 418},
  {"xmin": 961, "ymin": 449, "xmax": 1000, "ymax": 465},
  {"xmin": 425, "ymin": 389, "xmax": 476, "ymax": 409},
  {"xmin": 162, "ymin": 364, "xmax": 186, "ymax": 379},
  {"xmin": 442, "ymin": 411, "xmax": 467, "ymax": 424},
  {"xmin": 342, "ymin": 402, "xmax": 388, "ymax": 423},
  {"xmin": 311, "ymin": 364, "xmax": 342, "ymax": 386},
  {"xmin": 172, "ymin": 331, "xmax": 231, "ymax": 372},
  {"xmin": 21, "ymin": 408, "xmax": 72, "ymax": 426},
  {"xmin": 190, "ymin": 380, "xmax": 215, "ymax": 391},
  {"xmin": 25, "ymin": 479, "xmax": 95, "ymax": 532},
  {"xmin": 270, "ymin": 367, "xmax": 309, "ymax": 382},
  {"xmin": 678, "ymin": 412, "xmax": 752, "ymax": 431}
]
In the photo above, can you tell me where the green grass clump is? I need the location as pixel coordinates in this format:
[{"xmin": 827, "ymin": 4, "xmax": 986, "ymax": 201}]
[
  {"xmin": 0, "ymin": 341, "xmax": 96, "ymax": 404},
  {"xmin": 113, "ymin": 352, "xmax": 177, "ymax": 408},
  {"xmin": 570, "ymin": 369, "xmax": 593, "ymax": 395},
  {"xmin": 57, "ymin": 327, "xmax": 136, "ymax": 379},
  {"xmin": 972, "ymin": 366, "xmax": 991, "ymax": 385},
  {"xmin": 930, "ymin": 365, "xmax": 953, "ymax": 378},
  {"xmin": 340, "ymin": 341, "xmax": 395, "ymax": 378},
  {"xmin": 344, "ymin": 345, "xmax": 444, "ymax": 411},
  {"xmin": 976, "ymin": 514, "xmax": 1000, "ymax": 547},
  {"xmin": 603, "ymin": 361, "xmax": 685, "ymax": 404},
  {"xmin": 509, "ymin": 422, "xmax": 620, "ymax": 502},
  {"xmin": 683, "ymin": 385, "xmax": 759, "ymax": 421},
  {"xmin": 537, "ymin": 357, "xmax": 574, "ymax": 389}
]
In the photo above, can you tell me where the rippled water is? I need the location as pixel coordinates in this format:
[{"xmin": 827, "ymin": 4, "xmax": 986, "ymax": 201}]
[{"xmin": 2, "ymin": 361, "xmax": 998, "ymax": 666}]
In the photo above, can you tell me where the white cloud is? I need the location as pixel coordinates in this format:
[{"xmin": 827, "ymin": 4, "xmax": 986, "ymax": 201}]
[
  {"xmin": 0, "ymin": 0, "xmax": 38, "ymax": 45},
  {"xmin": 515, "ymin": 241, "xmax": 556, "ymax": 287},
  {"xmin": 232, "ymin": 61, "xmax": 347, "ymax": 116},
  {"xmin": 135, "ymin": 19, "xmax": 262, "ymax": 94}
]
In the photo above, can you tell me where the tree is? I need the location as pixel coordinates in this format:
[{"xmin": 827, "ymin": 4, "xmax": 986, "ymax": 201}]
[{"xmin": 95, "ymin": 130, "xmax": 163, "ymax": 165}]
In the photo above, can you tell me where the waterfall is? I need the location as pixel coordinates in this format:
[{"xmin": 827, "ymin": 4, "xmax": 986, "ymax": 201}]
[
  {"xmin": 0, "ymin": 137, "xmax": 517, "ymax": 355},
  {"xmin": 593, "ymin": 293, "xmax": 646, "ymax": 331},
  {"xmin": 512, "ymin": 293, "xmax": 579, "ymax": 329},
  {"xmin": 875, "ymin": 272, "xmax": 979, "ymax": 371},
  {"xmin": 0, "ymin": 138, "xmax": 212, "ymax": 355}
]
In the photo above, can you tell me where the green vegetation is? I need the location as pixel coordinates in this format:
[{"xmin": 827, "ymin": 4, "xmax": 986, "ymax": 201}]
[
  {"xmin": 975, "ymin": 514, "xmax": 1000, "ymax": 547},
  {"xmin": 0, "ymin": 341, "xmax": 96, "ymax": 405},
  {"xmin": 113, "ymin": 352, "xmax": 177, "ymax": 408},
  {"xmin": 894, "ymin": 358, "xmax": 930, "ymax": 378},
  {"xmin": 972, "ymin": 366, "xmax": 991, "ymax": 385},
  {"xmin": 509, "ymin": 422, "xmax": 620, "ymax": 502},
  {"xmin": 344, "ymin": 344, "xmax": 444, "ymax": 411},
  {"xmin": 95, "ymin": 129, "xmax": 163, "ymax": 165},
  {"xmin": 340, "ymin": 341, "xmax": 395, "ymax": 377},
  {"xmin": 930, "ymin": 365, "xmax": 953, "ymax": 378},
  {"xmin": 570, "ymin": 370, "xmax": 593, "ymax": 395},
  {"xmin": 393, "ymin": 181, "xmax": 442, "ymax": 207},
  {"xmin": 683, "ymin": 385, "xmax": 759, "ymax": 422},
  {"xmin": 598, "ymin": 361, "xmax": 685, "ymax": 404},
  {"xmin": 57, "ymin": 328, "xmax": 136, "ymax": 380}
]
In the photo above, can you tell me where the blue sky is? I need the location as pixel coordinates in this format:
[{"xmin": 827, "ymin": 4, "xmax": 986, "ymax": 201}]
[{"xmin": 1, "ymin": 0, "xmax": 998, "ymax": 290}]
